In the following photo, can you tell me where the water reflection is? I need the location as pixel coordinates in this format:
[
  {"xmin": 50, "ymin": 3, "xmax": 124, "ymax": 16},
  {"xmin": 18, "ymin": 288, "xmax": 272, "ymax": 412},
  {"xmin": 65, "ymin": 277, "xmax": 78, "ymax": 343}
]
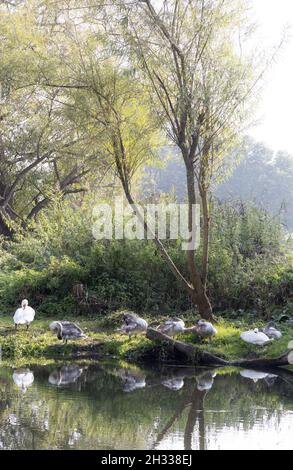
[
  {"xmin": 0, "ymin": 362, "xmax": 292, "ymax": 450},
  {"xmin": 12, "ymin": 369, "xmax": 34, "ymax": 392},
  {"xmin": 162, "ymin": 378, "xmax": 184, "ymax": 390},
  {"xmin": 115, "ymin": 367, "xmax": 146, "ymax": 393},
  {"xmin": 240, "ymin": 370, "xmax": 271, "ymax": 383},
  {"xmin": 48, "ymin": 365, "xmax": 84, "ymax": 387},
  {"xmin": 264, "ymin": 374, "xmax": 278, "ymax": 387},
  {"xmin": 196, "ymin": 371, "xmax": 217, "ymax": 391}
]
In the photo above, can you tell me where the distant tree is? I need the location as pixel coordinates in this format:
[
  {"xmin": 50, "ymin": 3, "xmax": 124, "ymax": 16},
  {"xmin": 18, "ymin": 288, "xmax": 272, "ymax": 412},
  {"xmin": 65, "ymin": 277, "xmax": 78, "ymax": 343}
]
[{"xmin": 215, "ymin": 139, "xmax": 293, "ymax": 229}]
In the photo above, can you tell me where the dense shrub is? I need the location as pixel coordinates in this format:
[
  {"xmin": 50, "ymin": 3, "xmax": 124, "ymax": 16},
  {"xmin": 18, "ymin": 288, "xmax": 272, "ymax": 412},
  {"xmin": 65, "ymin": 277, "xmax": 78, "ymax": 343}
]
[{"xmin": 0, "ymin": 199, "xmax": 292, "ymax": 318}]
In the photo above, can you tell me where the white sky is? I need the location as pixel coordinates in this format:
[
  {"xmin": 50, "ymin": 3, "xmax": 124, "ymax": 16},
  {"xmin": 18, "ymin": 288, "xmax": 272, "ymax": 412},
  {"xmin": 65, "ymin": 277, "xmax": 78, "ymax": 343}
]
[{"xmin": 250, "ymin": 0, "xmax": 293, "ymax": 155}]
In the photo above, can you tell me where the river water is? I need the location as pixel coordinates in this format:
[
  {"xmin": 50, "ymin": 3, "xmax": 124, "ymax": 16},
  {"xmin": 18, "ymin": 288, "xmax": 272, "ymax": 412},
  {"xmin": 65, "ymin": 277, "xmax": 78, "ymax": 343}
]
[{"xmin": 0, "ymin": 362, "xmax": 292, "ymax": 450}]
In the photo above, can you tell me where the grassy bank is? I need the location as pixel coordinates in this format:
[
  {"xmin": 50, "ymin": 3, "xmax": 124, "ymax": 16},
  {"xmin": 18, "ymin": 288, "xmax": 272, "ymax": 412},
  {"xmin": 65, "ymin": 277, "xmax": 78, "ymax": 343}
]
[{"xmin": 0, "ymin": 313, "xmax": 292, "ymax": 366}]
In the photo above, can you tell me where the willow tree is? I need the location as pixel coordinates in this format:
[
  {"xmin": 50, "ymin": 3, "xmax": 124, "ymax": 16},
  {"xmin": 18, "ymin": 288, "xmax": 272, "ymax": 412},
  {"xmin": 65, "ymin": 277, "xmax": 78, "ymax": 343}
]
[
  {"xmin": 7, "ymin": 1, "xmax": 269, "ymax": 319},
  {"xmin": 105, "ymin": 0, "xmax": 264, "ymax": 319},
  {"xmin": 35, "ymin": 0, "xmax": 265, "ymax": 319},
  {"xmin": 0, "ymin": 3, "xmax": 113, "ymax": 237},
  {"xmin": 34, "ymin": 20, "xmax": 187, "ymax": 285}
]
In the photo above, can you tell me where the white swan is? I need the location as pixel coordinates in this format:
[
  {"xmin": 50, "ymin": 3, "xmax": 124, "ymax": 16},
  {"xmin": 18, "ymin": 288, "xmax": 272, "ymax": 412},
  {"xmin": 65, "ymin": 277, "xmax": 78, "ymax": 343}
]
[
  {"xmin": 263, "ymin": 322, "xmax": 282, "ymax": 340},
  {"xmin": 118, "ymin": 312, "xmax": 148, "ymax": 339},
  {"xmin": 13, "ymin": 299, "xmax": 35, "ymax": 330},
  {"xmin": 240, "ymin": 328, "xmax": 271, "ymax": 346},
  {"xmin": 12, "ymin": 369, "xmax": 34, "ymax": 392},
  {"xmin": 157, "ymin": 318, "xmax": 185, "ymax": 337}
]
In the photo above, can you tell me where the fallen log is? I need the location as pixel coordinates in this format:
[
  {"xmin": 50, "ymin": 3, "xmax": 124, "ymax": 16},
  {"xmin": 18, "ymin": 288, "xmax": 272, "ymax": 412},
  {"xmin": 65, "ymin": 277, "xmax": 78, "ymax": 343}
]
[
  {"xmin": 231, "ymin": 352, "xmax": 293, "ymax": 369},
  {"xmin": 146, "ymin": 328, "xmax": 228, "ymax": 367},
  {"xmin": 146, "ymin": 328, "xmax": 293, "ymax": 370}
]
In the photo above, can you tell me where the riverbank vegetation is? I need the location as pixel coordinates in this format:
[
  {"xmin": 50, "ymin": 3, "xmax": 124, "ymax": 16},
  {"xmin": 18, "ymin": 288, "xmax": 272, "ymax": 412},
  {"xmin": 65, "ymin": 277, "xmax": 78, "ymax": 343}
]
[
  {"xmin": 0, "ymin": 1, "xmax": 292, "ymax": 367},
  {"xmin": 0, "ymin": 199, "xmax": 292, "ymax": 317},
  {"xmin": 0, "ymin": 314, "xmax": 292, "ymax": 367}
]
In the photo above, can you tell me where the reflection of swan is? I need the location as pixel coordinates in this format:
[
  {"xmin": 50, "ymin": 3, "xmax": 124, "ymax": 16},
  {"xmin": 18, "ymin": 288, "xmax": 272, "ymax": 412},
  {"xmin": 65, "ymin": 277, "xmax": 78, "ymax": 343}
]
[
  {"xmin": 240, "ymin": 369, "xmax": 269, "ymax": 383},
  {"xmin": 8, "ymin": 414, "xmax": 20, "ymax": 426},
  {"xmin": 264, "ymin": 374, "xmax": 278, "ymax": 387},
  {"xmin": 262, "ymin": 322, "xmax": 282, "ymax": 340},
  {"xmin": 196, "ymin": 371, "xmax": 217, "ymax": 391},
  {"xmin": 13, "ymin": 299, "xmax": 35, "ymax": 330},
  {"xmin": 162, "ymin": 378, "xmax": 184, "ymax": 390},
  {"xmin": 240, "ymin": 329, "xmax": 271, "ymax": 346},
  {"xmin": 157, "ymin": 318, "xmax": 185, "ymax": 337},
  {"xmin": 12, "ymin": 369, "xmax": 34, "ymax": 392},
  {"xmin": 118, "ymin": 312, "xmax": 148, "ymax": 339},
  {"xmin": 123, "ymin": 376, "xmax": 146, "ymax": 393},
  {"xmin": 116, "ymin": 368, "xmax": 146, "ymax": 392},
  {"xmin": 49, "ymin": 321, "xmax": 87, "ymax": 344},
  {"xmin": 49, "ymin": 365, "xmax": 84, "ymax": 386}
]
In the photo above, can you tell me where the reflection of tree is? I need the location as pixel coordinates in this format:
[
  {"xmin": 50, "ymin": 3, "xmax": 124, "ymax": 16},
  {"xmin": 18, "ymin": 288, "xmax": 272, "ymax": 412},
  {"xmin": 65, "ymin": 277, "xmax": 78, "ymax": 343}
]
[
  {"xmin": 152, "ymin": 367, "xmax": 293, "ymax": 450},
  {"xmin": 152, "ymin": 397, "xmax": 191, "ymax": 449},
  {"xmin": 184, "ymin": 388, "xmax": 207, "ymax": 451},
  {"xmin": 0, "ymin": 364, "xmax": 292, "ymax": 450},
  {"xmin": 153, "ymin": 371, "xmax": 211, "ymax": 451}
]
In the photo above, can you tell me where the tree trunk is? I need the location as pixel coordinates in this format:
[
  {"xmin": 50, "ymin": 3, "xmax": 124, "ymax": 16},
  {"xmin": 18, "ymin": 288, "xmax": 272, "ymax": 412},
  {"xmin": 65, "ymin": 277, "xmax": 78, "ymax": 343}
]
[
  {"xmin": 147, "ymin": 328, "xmax": 228, "ymax": 366},
  {"xmin": 184, "ymin": 155, "xmax": 213, "ymax": 320},
  {"xmin": 191, "ymin": 288, "xmax": 213, "ymax": 320},
  {"xmin": 146, "ymin": 327, "xmax": 293, "ymax": 370},
  {"xmin": 231, "ymin": 353, "xmax": 293, "ymax": 369},
  {"xmin": 200, "ymin": 187, "xmax": 210, "ymax": 288},
  {"xmin": 0, "ymin": 212, "xmax": 13, "ymax": 238},
  {"xmin": 113, "ymin": 128, "xmax": 214, "ymax": 320}
]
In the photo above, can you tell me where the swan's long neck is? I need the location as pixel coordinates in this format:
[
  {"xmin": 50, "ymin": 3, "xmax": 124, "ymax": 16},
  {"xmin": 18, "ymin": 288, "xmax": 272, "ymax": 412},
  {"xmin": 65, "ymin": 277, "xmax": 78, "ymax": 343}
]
[{"xmin": 56, "ymin": 322, "xmax": 63, "ymax": 339}]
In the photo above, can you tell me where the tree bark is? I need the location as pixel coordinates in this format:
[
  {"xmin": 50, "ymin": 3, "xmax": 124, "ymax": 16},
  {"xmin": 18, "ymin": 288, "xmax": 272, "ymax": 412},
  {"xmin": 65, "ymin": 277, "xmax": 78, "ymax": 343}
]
[
  {"xmin": 146, "ymin": 328, "xmax": 228, "ymax": 366},
  {"xmin": 184, "ymin": 156, "xmax": 213, "ymax": 320},
  {"xmin": 200, "ymin": 187, "xmax": 210, "ymax": 288},
  {"xmin": 0, "ymin": 212, "xmax": 13, "ymax": 238},
  {"xmin": 146, "ymin": 327, "xmax": 293, "ymax": 370},
  {"xmin": 231, "ymin": 353, "xmax": 293, "ymax": 369},
  {"xmin": 114, "ymin": 132, "xmax": 213, "ymax": 320}
]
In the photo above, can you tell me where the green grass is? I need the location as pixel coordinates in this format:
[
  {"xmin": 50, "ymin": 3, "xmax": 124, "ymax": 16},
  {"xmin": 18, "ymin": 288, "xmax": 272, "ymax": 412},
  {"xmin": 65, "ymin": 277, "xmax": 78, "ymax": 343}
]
[
  {"xmin": 182, "ymin": 320, "xmax": 293, "ymax": 360},
  {"xmin": 0, "ymin": 314, "xmax": 292, "ymax": 366}
]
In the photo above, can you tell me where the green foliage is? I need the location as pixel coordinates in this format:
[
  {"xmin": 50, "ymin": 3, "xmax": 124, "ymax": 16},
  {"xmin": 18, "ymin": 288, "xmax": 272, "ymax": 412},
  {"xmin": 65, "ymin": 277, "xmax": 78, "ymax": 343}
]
[
  {"xmin": 207, "ymin": 201, "xmax": 293, "ymax": 314},
  {"xmin": 0, "ymin": 200, "xmax": 292, "ymax": 319}
]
